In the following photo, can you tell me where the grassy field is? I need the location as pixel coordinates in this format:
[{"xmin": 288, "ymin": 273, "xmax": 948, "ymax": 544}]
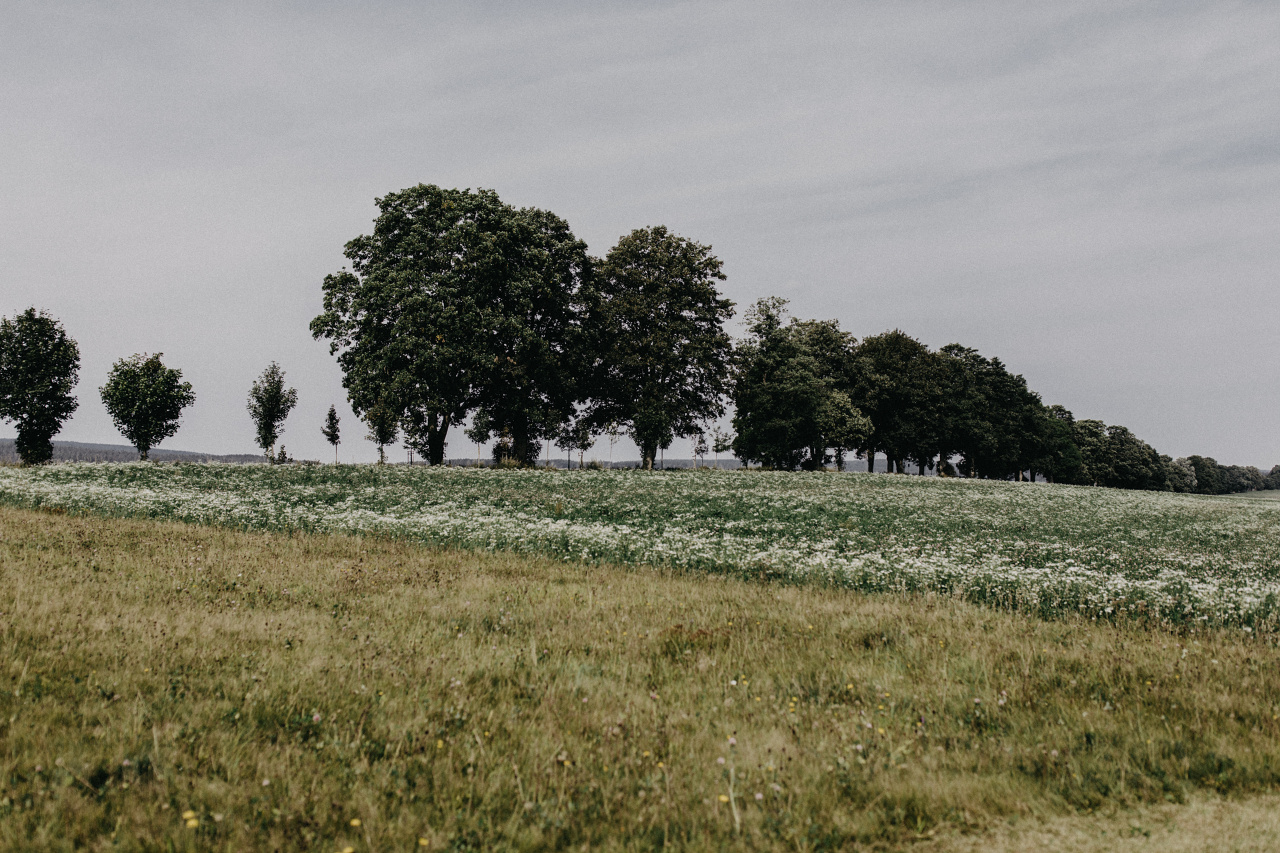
[
  {"xmin": 3, "ymin": 464, "xmax": 1280, "ymax": 628},
  {"xmin": 3, "ymin": 505, "xmax": 1280, "ymax": 851}
]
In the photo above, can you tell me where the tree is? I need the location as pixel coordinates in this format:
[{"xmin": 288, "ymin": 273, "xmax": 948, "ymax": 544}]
[
  {"xmin": 1263, "ymin": 464, "xmax": 1280, "ymax": 491},
  {"xmin": 710, "ymin": 426, "xmax": 733, "ymax": 470},
  {"xmin": 555, "ymin": 417, "xmax": 594, "ymax": 469},
  {"xmin": 363, "ymin": 397, "xmax": 398, "ymax": 464},
  {"xmin": 312, "ymin": 185, "xmax": 590, "ymax": 467},
  {"xmin": 247, "ymin": 362, "xmax": 298, "ymax": 462},
  {"xmin": 99, "ymin": 353, "xmax": 195, "ymax": 460},
  {"xmin": 1071, "ymin": 419, "xmax": 1111, "ymax": 486},
  {"xmin": 789, "ymin": 317, "xmax": 864, "ymax": 470},
  {"xmin": 854, "ymin": 332, "xmax": 944, "ymax": 475},
  {"xmin": 931, "ymin": 345, "xmax": 1044, "ymax": 480},
  {"xmin": 1221, "ymin": 464, "xmax": 1264, "ymax": 494},
  {"xmin": 1103, "ymin": 425, "xmax": 1167, "ymax": 490},
  {"xmin": 312, "ymin": 185, "xmax": 500, "ymax": 465},
  {"xmin": 585, "ymin": 226, "xmax": 735, "ymax": 469},
  {"xmin": 321, "ymin": 405, "xmax": 341, "ymax": 463},
  {"xmin": 0, "ymin": 308, "xmax": 80, "ymax": 465},
  {"xmin": 731, "ymin": 299, "xmax": 869, "ymax": 471},
  {"xmin": 1185, "ymin": 455, "xmax": 1225, "ymax": 495},
  {"xmin": 692, "ymin": 431, "xmax": 708, "ymax": 468},
  {"xmin": 463, "ymin": 206, "xmax": 593, "ymax": 467},
  {"xmin": 1167, "ymin": 457, "xmax": 1198, "ymax": 493},
  {"xmin": 1030, "ymin": 405, "xmax": 1086, "ymax": 484}
]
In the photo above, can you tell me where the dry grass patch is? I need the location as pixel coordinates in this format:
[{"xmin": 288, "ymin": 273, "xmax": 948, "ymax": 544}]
[
  {"xmin": 1, "ymin": 506, "xmax": 1279, "ymax": 851},
  {"xmin": 933, "ymin": 793, "xmax": 1280, "ymax": 852}
]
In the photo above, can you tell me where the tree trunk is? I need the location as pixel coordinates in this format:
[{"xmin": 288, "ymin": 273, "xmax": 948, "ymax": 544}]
[
  {"xmin": 866, "ymin": 450, "xmax": 875, "ymax": 474},
  {"xmin": 641, "ymin": 441, "xmax": 657, "ymax": 470},
  {"xmin": 427, "ymin": 420, "xmax": 448, "ymax": 466}
]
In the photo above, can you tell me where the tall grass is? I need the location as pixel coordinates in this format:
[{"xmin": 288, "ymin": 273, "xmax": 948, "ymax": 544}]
[{"xmin": 2, "ymin": 507, "xmax": 1279, "ymax": 850}]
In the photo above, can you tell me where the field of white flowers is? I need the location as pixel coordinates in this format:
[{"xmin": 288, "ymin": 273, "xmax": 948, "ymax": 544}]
[{"xmin": 3, "ymin": 463, "xmax": 1278, "ymax": 627}]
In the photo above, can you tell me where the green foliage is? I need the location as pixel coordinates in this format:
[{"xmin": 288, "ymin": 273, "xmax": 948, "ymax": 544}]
[
  {"xmin": 732, "ymin": 298, "xmax": 869, "ymax": 470},
  {"xmin": 308, "ymin": 185, "xmax": 1262, "ymax": 490},
  {"xmin": 1182, "ymin": 456, "xmax": 1264, "ymax": 496},
  {"xmin": 246, "ymin": 362, "xmax": 298, "ymax": 460},
  {"xmin": 362, "ymin": 397, "xmax": 398, "ymax": 464},
  {"xmin": 311, "ymin": 185, "xmax": 590, "ymax": 466},
  {"xmin": 856, "ymin": 332, "xmax": 946, "ymax": 474},
  {"xmin": 98, "ymin": 353, "xmax": 195, "ymax": 460},
  {"xmin": 1031, "ymin": 405, "xmax": 1087, "ymax": 484},
  {"xmin": 587, "ymin": 226, "xmax": 735, "ymax": 469},
  {"xmin": 933, "ymin": 344, "xmax": 1045, "ymax": 479},
  {"xmin": 555, "ymin": 417, "xmax": 595, "ymax": 469},
  {"xmin": 1102, "ymin": 425, "xmax": 1168, "ymax": 490},
  {"xmin": 0, "ymin": 308, "xmax": 80, "ymax": 465},
  {"xmin": 321, "ymin": 404, "xmax": 341, "ymax": 462}
]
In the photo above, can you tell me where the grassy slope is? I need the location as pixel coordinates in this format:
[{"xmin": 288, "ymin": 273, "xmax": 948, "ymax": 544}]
[
  {"xmin": 5, "ymin": 463, "xmax": 1280, "ymax": 627},
  {"xmin": 2, "ymin": 507, "xmax": 1279, "ymax": 851}
]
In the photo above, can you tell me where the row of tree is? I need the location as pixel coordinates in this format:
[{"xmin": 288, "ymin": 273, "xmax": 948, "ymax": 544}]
[
  {"xmin": 308, "ymin": 183, "xmax": 1272, "ymax": 493},
  {"xmin": 0, "ymin": 183, "xmax": 1271, "ymax": 494},
  {"xmin": 728, "ymin": 298, "xmax": 1275, "ymax": 494},
  {"xmin": 0, "ymin": 308, "xmax": 315, "ymax": 464},
  {"xmin": 310, "ymin": 184, "xmax": 734, "ymax": 468}
]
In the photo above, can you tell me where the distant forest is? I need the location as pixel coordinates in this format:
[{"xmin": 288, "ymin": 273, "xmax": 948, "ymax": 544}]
[{"xmin": 0, "ymin": 440, "xmax": 261, "ymax": 465}]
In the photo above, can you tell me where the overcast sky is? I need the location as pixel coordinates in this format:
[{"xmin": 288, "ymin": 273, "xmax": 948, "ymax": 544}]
[{"xmin": 4, "ymin": 1, "xmax": 1278, "ymax": 465}]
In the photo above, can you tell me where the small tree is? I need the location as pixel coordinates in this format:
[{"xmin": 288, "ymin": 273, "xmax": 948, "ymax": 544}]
[
  {"xmin": 247, "ymin": 362, "xmax": 298, "ymax": 462},
  {"xmin": 556, "ymin": 419, "xmax": 594, "ymax": 469},
  {"xmin": 692, "ymin": 431, "xmax": 708, "ymax": 468},
  {"xmin": 0, "ymin": 308, "xmax": 80, "ymax": 465},
  {"xmin": 604, "ymin": 421, "xmax": 622, "ymax": 469},
  {"xmin": 99, "ymin": 353, "xmax": 195, "ymax": 460},
  {"xmin": 364, "ymin": 398, "xmax": 398, "ymax": 464},
  {"xmin": 710, "ymin": 426, "xmax": 733, "ymax": 470},
  {"xmin": 321, "ymin": 405, "xmax": 341, "ymax": 463}
]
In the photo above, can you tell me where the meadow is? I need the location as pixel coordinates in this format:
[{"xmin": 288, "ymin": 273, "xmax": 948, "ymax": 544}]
[
  {"xmin": 3, "ymin": 505, "xmax": 1280, "ymax": 852},
  {"xmin": 2, "ymin": 464, "xmax": 1280, "ymax": 628}
]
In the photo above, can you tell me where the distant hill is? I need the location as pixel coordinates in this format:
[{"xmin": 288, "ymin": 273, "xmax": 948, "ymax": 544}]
[{"xmin": 0, "ymin": 439, "xmax": 264, "ymax": 464}]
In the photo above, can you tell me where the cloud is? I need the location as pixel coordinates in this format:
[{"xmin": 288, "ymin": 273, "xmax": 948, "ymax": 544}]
[{"xmin": 2, "ymin": 1, "xmax": 1278, "ymax": 463}]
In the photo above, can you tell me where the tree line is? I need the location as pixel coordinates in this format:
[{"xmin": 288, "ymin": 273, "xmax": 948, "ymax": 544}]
[{"xmin": 0, "ymin": 183, "xmax": 1273, "ymax": 496}]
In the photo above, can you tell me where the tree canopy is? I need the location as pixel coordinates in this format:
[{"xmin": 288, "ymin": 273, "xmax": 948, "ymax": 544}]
[
  {"xmin": 247, "ymin": 362, "xmax": 298, "ymax": 461},
  {"xmin": 731, "ymin": 298, "xmax": 868, "ymax": 470},
  {"xmin": 585, "ymin": 226, "xmax": 735, "ymax": 469},
  {"xmin": 0, "ymin": 308, "xmax": 80, "ymax": 465},
  {"xmin": 99, "ymin": 353, "xmax": 195, "ymax": 461},
  {"xmin": 312, "ymin": 185, "xmax": 590, "ymax": 466},
  {"xmin": 304, "ymin": 183, "xmax": 1267, "ymax": 489}
]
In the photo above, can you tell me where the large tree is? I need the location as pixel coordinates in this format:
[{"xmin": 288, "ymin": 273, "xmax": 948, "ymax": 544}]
[
  {"xmin": 731, "ymin": 299, "xmax": 868, "ymax": 470},
  {"xmin": 1029, "ymin": 404, "xmax": 1087, "ymax": 484},
  {"xmin": 0, "ymin": 308, "xmax": 80, "ymax": 465},
  {"xmin": 99, "ymin": 353, "xmax": 195, "ymax": 460},
  {"xmin": 462, "ymin": 206, "xmax": 592, "ymax": 465},
  {"xmin": 1103, "ymin": 425, "xmax": 1168, "ymax": 490},
  {"xmin": 247, "ymin": 362, "xmax": 298, "ymax": 461},
  {"xmin": 312, "ymin": 185, "xmax": 589, "ymax": 466},
  {"xmin": 852, "ymin": 331, "xmax": 941, "ymax": 474},
  {"xmin": 934, "ymin": 345, "xmax": 1044, "ymax": 479},
  {"xmin": 1072, "ymin": 419, "xmax": 1111, "ymax": 486},
  {"xmin": 586, "ymin": 226, "xmax": 735, "ymax": 469}
]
